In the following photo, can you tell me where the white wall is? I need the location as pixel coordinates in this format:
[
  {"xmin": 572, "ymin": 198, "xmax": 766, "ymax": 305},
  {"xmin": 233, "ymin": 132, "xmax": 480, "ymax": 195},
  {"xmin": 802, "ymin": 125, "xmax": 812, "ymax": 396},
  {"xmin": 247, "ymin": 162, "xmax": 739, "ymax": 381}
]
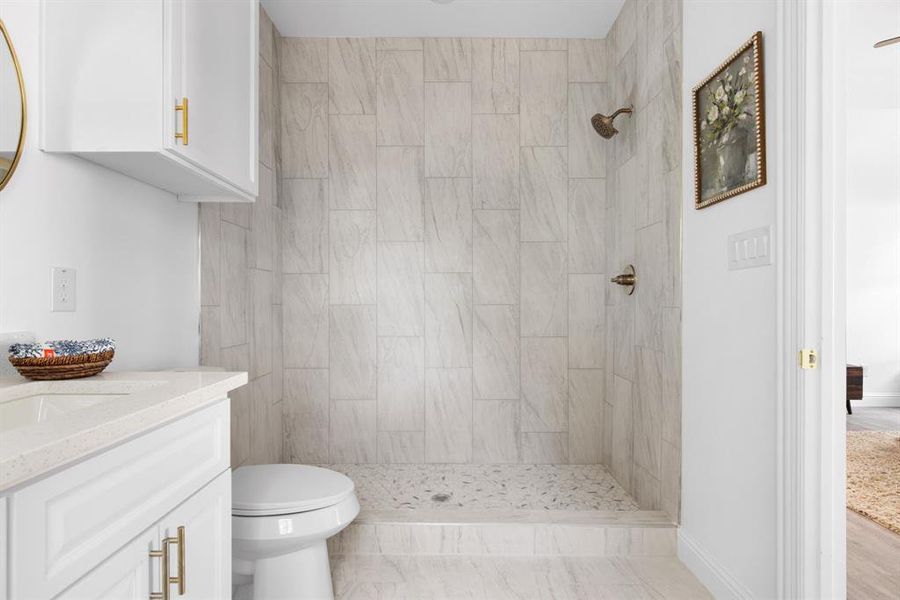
[
  {"xmin": 0, "ymin": 1, "xmax": 200, "ymax": 371},
  {"xmin": 679, "ymin": 1, "xmax": 778, "ymax": 598},
  {"xmin": 842, "ymin": 1, "xmax": 900, "ymax": 407}
]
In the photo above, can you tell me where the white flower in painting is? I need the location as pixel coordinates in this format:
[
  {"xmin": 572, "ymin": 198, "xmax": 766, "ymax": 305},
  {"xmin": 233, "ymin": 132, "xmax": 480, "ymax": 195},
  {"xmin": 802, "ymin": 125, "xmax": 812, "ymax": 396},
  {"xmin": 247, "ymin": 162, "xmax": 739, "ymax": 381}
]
[
  {"xmin": 744, "ymin": 55, "xmax": 751, "ymax": 63},
  {"xmin": 715, "ymin": 85, "xmax": 726, "ymax": 101},
  {"xmin": 700, "ymin": 120, "xmax": 707, "ymax": 131},
  {"xmin": 739, "ymin": 113, "xmax": 749, "ymax": 121},
  {"xmin": 722, "ymin": 106, "xmax": 731, "ymax": 117},
  {"xmin": 734, "ymin": 90, "xmax": 746, "ymax": 104},
  {"xmin": 707, "ymin": 104, "xmax": 719, "ymax": 122},
  {"xmin": 725, "ymin": 83, "xmax": 733, "ymax": 93},
  {"xmin": 739, "ymin": 67, "xmax": 747, "ymax": 77}
]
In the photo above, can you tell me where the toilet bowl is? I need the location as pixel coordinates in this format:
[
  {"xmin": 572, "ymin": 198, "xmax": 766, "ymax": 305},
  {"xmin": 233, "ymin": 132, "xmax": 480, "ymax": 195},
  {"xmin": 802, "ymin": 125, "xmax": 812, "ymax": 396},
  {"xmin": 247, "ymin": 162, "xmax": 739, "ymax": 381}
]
[{"xmin": 232, "ymin": 464, "xmax": 359, "ymax": 600}]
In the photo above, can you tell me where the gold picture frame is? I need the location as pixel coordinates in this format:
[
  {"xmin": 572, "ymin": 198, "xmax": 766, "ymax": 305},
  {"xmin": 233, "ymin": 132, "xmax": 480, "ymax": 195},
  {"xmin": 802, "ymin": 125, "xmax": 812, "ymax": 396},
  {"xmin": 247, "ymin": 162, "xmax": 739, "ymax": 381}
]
[
  {"xmin": 0, "ymin": 18, "xmax": 27, "ymax": 191},
  {"xmin": 692, "ymin": 31, "xmax": 766, "ymax": 209}
]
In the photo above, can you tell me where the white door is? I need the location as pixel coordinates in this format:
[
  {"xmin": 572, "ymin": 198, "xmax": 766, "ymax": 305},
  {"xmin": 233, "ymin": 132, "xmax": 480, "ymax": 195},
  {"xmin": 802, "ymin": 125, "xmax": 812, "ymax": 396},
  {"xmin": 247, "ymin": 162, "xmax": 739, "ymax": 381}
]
[
  {"xmin": 158, "ymin": 471, "xmax": 231, "ymax": 600},
  {"xmin": 166, "ymin": 0, "xmax": 257, "ymax": 195},
  {"xmin": 56, "ymin": 526, "xmax": 159, "ymax": 600}
]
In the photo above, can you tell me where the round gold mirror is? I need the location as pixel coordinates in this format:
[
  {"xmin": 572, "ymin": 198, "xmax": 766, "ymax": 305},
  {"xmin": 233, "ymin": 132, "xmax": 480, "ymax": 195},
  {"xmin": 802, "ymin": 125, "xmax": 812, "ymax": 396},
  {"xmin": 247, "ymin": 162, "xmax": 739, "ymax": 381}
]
[{"xmin": 0, "ymin": 18, "xmax": 26, "ymax": 191}]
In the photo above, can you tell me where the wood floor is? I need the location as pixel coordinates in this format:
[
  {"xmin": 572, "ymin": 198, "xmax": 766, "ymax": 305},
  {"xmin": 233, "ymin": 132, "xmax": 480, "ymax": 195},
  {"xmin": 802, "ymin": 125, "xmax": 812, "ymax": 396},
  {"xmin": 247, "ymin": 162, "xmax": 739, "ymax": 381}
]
[{"xmin": 845, "ymin": 407, "xmax": 900, "ymax": 600}]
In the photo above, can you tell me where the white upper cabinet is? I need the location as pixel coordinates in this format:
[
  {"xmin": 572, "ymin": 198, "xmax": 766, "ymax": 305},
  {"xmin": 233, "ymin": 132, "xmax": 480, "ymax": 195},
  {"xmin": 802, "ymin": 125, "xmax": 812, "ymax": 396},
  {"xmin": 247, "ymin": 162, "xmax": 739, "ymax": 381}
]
[{"xmin": 41, "ymin": 0, "xmax": 258, "ymax": 202}]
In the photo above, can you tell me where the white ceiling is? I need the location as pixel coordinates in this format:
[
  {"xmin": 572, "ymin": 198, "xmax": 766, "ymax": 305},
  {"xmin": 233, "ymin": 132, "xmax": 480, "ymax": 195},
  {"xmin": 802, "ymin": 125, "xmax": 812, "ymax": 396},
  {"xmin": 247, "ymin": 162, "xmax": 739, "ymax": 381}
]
[{"xmin": 261, "ymin": 0, "xmax": 626, "ymax": 39}]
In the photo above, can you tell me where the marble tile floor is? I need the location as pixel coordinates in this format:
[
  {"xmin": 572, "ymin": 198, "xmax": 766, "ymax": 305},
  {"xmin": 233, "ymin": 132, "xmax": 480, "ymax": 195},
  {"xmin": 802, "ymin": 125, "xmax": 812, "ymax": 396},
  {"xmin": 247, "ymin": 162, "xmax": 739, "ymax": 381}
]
[
  {"xmin": 323, "ymin": 464, "xmax": 640, "ymax": 512},
  {"xmin": 331, "ymin": 554, "xmax": 713, "ymax": 599}
]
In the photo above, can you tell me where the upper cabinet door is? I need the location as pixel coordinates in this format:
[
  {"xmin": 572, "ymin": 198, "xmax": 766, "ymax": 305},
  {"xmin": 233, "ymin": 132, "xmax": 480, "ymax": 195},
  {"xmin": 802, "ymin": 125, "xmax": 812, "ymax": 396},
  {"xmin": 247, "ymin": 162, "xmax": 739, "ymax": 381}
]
[{"xmin": 167, "ymin": 0, "xmax": 258, "ymax": 195}]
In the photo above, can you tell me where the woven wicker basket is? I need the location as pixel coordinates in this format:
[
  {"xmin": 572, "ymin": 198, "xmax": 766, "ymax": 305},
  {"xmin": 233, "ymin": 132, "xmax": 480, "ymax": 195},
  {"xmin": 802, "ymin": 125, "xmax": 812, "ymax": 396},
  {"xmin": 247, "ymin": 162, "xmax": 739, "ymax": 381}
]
[{"xmin": 8, "ymin": 350, "xmax": 115, "ymax": 380}]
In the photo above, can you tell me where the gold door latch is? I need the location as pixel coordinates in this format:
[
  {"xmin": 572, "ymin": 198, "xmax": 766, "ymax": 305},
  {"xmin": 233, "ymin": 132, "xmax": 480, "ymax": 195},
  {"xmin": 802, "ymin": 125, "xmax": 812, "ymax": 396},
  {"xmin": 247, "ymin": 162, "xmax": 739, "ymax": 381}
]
[
  {"xmin": 799, "ymin": 349, "xmax": 818, "ymax": 370},
  {"xmin": 150, "ymin": 526, "xmax": 185, "ymax": 600},
  {"xmin": 610, "ymin": 264, "xmax": 637, "ymax": 295},
  {"xmin": 175, "ymin": 97, "xmax": 189, "ymax": 145}
]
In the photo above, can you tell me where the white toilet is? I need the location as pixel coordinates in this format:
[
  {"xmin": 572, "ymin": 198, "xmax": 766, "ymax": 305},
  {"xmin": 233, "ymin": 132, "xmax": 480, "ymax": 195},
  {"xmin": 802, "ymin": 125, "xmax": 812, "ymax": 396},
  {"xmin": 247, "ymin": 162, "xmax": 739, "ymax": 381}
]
[{"xmin": 232, "ymin": 464, "xmax": 359, "ymax": 600}]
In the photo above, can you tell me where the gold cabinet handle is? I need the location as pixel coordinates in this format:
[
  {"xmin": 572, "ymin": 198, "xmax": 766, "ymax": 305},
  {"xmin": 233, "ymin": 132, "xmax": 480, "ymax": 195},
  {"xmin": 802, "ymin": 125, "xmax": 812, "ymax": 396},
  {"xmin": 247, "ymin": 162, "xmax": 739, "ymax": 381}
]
[
  {"xmin": 175, "ymin": 97, "xmax": 189, "ymax": 145},
  {"xmin": 149, "ymin": 526, "xmax": 185, "ymax": 600}
]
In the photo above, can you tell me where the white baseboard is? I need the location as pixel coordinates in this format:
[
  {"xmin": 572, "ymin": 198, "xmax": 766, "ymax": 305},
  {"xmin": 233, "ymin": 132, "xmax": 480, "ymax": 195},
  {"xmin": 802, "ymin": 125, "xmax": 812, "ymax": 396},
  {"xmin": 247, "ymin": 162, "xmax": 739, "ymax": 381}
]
[
  {"xmin": 677, "ymin": 529, "xmax": 754, "ymax": 600},
  {"xmin": 851, "ymin": 394, "xmax": 900, "ymax": 408}
]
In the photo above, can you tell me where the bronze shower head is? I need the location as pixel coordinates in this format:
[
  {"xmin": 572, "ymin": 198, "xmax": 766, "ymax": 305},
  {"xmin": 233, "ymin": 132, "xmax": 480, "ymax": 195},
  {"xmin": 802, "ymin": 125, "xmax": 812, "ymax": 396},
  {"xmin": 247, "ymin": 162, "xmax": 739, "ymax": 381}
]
[{"xmin": 591, "ymin": 106, "xmax": 633, "ymax": 139}]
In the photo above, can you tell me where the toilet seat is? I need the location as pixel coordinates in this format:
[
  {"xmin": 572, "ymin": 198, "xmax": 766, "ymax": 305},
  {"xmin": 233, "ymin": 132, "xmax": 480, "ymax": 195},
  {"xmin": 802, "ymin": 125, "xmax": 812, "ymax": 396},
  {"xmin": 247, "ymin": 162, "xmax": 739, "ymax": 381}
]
[{"xmin": 232, "ymin": 464, "xmax": 355, "ymax": 516}]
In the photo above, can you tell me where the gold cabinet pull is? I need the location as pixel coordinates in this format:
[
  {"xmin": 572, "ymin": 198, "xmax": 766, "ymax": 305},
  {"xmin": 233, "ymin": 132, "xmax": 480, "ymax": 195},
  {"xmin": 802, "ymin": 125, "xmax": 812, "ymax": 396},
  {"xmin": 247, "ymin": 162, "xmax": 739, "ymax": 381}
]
[
  {"xmin": 175, "ymin": 97, "xmax": 189, "ymax": 145},
  {"xmin": 149, "ymin": 526, "xmax": 185, "ymax": 600}
]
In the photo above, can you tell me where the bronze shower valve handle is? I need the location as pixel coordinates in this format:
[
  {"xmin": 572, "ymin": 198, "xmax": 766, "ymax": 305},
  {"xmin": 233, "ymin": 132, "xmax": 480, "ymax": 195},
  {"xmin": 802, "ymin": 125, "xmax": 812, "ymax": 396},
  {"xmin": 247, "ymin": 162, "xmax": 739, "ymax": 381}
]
[{"xmin": 610, "ymin": 265, "xmax": 637, "ymax": 295}]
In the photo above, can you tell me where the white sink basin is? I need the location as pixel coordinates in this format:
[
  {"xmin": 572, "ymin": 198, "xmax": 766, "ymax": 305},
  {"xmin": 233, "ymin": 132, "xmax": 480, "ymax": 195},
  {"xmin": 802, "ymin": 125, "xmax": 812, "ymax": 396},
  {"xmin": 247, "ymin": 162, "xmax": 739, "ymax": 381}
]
[{"xmin": 0, "ymin": 393, "xmax": 127, "ymax": 433}]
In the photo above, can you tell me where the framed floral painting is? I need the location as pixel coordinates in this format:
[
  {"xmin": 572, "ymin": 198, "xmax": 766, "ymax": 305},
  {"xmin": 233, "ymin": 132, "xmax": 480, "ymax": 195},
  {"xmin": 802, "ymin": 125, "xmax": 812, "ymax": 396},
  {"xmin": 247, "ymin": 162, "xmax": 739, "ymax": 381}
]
[{"xmin": 693, "ymin": 31, "xmax": 766, "ymax": 209}]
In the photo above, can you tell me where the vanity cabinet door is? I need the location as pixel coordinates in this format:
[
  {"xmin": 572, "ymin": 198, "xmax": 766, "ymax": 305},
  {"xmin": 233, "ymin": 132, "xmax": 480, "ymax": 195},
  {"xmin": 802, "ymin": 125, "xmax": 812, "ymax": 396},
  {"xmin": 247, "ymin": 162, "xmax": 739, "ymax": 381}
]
[
  {"xmin": 166, "ymin": 0, "xmax": 258, "ymax": 196},
  {"xmin": 56, "ymin": 526, "xmax": 159, "ymax": 600},
  {"xmin": 157, "ymin": 471, "xmax": 231, "ymax": 600}
]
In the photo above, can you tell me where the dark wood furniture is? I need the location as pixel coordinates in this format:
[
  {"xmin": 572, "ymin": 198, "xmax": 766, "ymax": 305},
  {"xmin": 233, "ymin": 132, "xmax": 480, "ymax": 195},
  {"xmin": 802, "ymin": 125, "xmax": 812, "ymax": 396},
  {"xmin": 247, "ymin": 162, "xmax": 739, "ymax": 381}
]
[{"xmin": 846, "ymin": 364, "xmax": 863, "ymax": 415}]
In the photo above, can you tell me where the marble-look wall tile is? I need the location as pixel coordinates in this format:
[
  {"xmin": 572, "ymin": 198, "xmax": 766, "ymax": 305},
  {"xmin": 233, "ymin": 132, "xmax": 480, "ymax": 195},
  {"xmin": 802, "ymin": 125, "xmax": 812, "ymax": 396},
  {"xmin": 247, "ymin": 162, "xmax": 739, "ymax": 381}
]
[
  {"xmin": 610, "ymin": 375, "xmax": 633, "ymax": 491},
  {"xmin": 521, "ymin": 432, "xmax": 568, "ymax": 463},
  {"xmin": 610, "ymin": 302, "xmax": 635, "ymax": 380},
  {"xmin": 635, "ymin": 222, "xmax": 666, "ymax": 351},
  {"xmin": 660, "ymin": 439, "xmax": 681, "ymax": 521},
  {"xmin": 377, "ymin": 38, "xmax": 423, "ymax": 51},
  {"xmin": 634, "ymin": 347, "xmax": 662, "ymax": 474},
  {"xmin": 281, "ymin": 83, "xmax": 328, "ymax": 178},
  {"xmin": 377, "ymin": 242, "xmax": 425, "ymax": 336},
  {"xmin": 329, "ymin": 210, "xmax": 376, "ymax": 304},
  {"xmin": 377, "ymin": 432, "xmax": 425, "ymax": 463},
  {"xmin": 568, "ymin": 274, "xmax": 605, "ymax": 369},
  {"xmin": 521, "ymin": 242, "xmax": 567, "ymax": 337},
  {"xmin": 329, "ymin": 115, "xmax": 376, "ymax": 209},
  {"xmin": 221, "ymin": 222, "xmax": 249, "ymax": 347},
  {"xmin": 250, "ymin": 269, "xmax": 273, "ymax": 378},
  {"xmin": 568, "ymin": 178, "xmax": 606, "ymax": 273},
  {"xmin": 377, "ymin": 51, "xmax": 424, "ymax": 145},
  {"xmin": 473, "ymin": 400, "xmax": 520, "ymax": 463},
  {"xmin": 330, "ymin": 305, "xmax": 377, "ymax": 400},
  {"xmin": 473, "ymin": 114, "xmax": 519, "ymax": 209},
  {"xmin": 520, "ymin": 147, "xmax": 567, "ymax": 241},
  {"xmin": 283, "ymin": 179, "xmax": 328, "ymax": 273},
  {"xmin": 221, "ymin": 344, "xmax": 250, "ymax": 466},
  {"xmin": 330, "ymin": 400, "xmax": 377, "ymax": 462},
  {"xmin": 250, "ymin": 166, "xmax": 275, "ymax": 271},
  {"xmin": 425, "ymin": 273, "xmax": 473, "ymax": 368},
  {"xmin": 272, "ymin": 304, "xmax": 283, "ymax": 402},
  {"xmin": 568, "ymin": 84, "xmax": 608, "ymax": 178},
  {"xmin": 473, "ymin": 305, "xmax": 519, "ymax": 400},
  {"xmin": 425, "ymin": 82, "xmax": 472, "ymax": 177},
  {"xmin": 661, "ymin": 306, "xmax": 681, "ymax": 446},
  {"xmin": 569, "ymin": 369, "xmax": 604, "ymax": 463},
  {"xmin": 200, "ymin": 306, "xmax": 221, "ymax": 367},
  {"xmin": 521, "ymin": 337, "xmax": 567, "ymax": 432},
  {"xmin": 259, "ymin": 6, "xmax": 275, "ymax": 68},
  {"xmin": 284, "ymin": 369, "xmax": 330, "ymax": 463},
  {"xmin": 568, "ymin": 39, "xmax": 608, "ymax": 82},
  {"xmin": 260, "ymin": 59, "xmax": 276, "ymax": 169},
  {"xmin": 424, "ymin": 178, "xmax": 473, "ymax": 273},
  {"xmin": 200, "ymin": 203, "xmax": 221, "ymax": 306},
  {"xmin": 473, "ymin": 210, "xmax": 519, "ymax": 304},
  {"xmin": 377, "ymin": 146, "xmax": 425, "ymax": 242},
  {"xmin": 329, "ymin": 38, "xmax": 376, "ymax": 115},
  {"xmin": 283, "ymin": 274, "xmax": 329, "ymax": 368},
  {"xmin": 377, "ymin": 337, "xmax": 425, "ymax": 431},
  {"xmin": 472, "ymin": 38, "xmax": 519, "ymax": 114},
  {"xmin": 424, "ymin": 38, "xmax": 472, "ymax": 81},
  {"xmin": 633, "ymin": 464, "xmax": 660, "ymax": 511},
  {"xmin": 519, "ymin": 38, "xmax": 567, "ymax": 51},
  {"xmin": 280, "ymin": 38, "xmax": 328, "ymax": 82},
  {"xmin": 425, "ymin": 368, "xmax": 473, "ymax": 463},
  {"xmin": 520, "ymin": 51, "xmax": 567, "ymax": 146}
]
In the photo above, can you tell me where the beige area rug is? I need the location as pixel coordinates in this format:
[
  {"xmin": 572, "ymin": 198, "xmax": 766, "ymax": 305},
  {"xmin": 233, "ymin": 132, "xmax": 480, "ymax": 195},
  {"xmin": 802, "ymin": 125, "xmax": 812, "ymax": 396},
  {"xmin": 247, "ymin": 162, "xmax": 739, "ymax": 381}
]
[{"xmin": 846, "ymin": 431, "xmax": 900, "ymax": 534}]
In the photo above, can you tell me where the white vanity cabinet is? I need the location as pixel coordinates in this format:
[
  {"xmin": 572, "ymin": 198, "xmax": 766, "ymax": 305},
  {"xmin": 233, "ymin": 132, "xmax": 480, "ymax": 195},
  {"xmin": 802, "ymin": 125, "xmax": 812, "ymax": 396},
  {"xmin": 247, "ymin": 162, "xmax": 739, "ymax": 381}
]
[
  {"xmin": 4, "ymin": 400, "xmax": 231, "ymax": 599},
  {"xmin": 40, "ymin": 0, "xmax": 258, "ymax": 202}
]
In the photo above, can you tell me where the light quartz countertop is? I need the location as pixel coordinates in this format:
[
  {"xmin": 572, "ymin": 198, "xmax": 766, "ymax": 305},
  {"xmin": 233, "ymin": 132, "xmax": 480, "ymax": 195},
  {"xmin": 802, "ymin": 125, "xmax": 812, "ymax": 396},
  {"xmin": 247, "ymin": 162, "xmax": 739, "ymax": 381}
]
[{"xmin": 0, "ymin": 370, "xmax": 247, "ymax": 492}]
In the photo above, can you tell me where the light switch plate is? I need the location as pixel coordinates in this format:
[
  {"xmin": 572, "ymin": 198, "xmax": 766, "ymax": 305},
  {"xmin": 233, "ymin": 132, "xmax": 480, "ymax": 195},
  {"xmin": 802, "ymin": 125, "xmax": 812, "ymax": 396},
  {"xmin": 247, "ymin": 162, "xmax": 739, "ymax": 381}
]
[
  {"xmin": 727, "ymin": 226, "xmax": 773, "ymax": 270},
  {"xmin": 51, "ymin": 267, "xmax": 76, "ymax": 311}
]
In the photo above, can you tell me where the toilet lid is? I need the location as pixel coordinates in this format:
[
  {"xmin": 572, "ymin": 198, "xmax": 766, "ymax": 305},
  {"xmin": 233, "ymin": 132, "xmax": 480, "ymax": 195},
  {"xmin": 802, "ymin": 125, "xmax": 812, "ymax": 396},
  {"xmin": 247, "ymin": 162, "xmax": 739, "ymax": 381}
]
[{"xmin": 232, "ymin": 464, "xmax": 355, "ymax": 516}]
